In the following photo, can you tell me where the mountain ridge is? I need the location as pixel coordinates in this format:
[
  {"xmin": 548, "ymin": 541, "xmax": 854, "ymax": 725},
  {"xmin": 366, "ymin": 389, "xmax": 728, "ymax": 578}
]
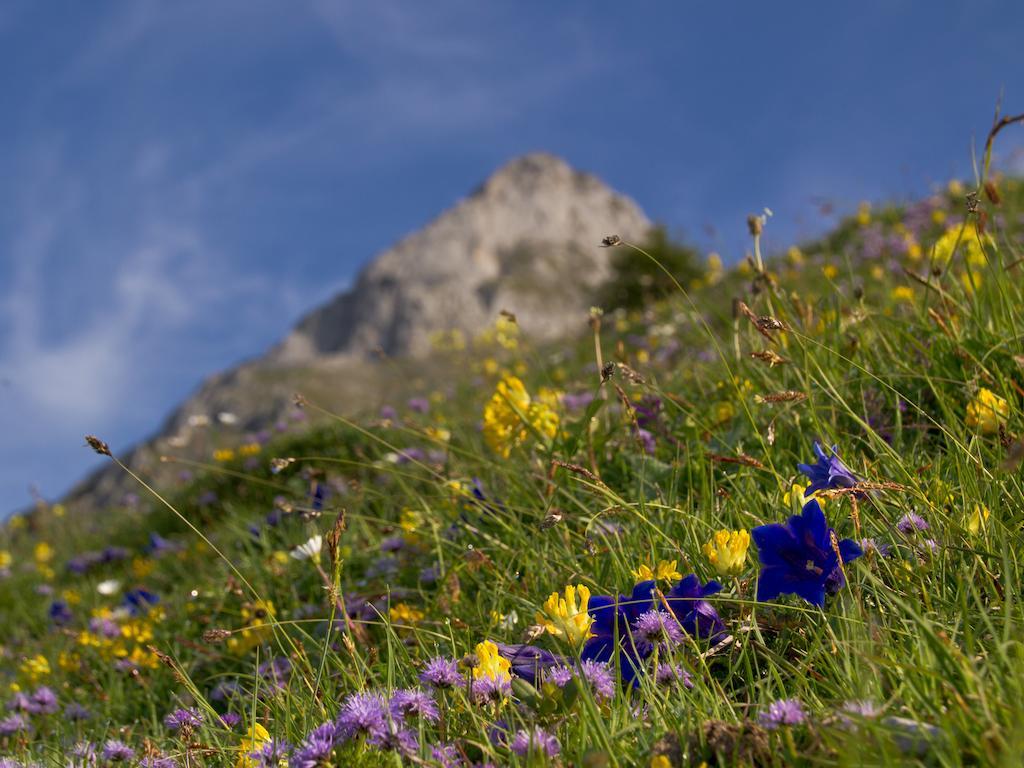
[{"xmin": 61, "ymin": 152, "xmax": 652, "ymax": 513}]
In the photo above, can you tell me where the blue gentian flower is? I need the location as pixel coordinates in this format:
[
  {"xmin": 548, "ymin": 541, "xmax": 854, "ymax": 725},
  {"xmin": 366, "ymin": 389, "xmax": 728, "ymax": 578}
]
[
  {"xmin": 495, "ymin": 643, "xmax": 564, "ymax": 686},
  {"xmin": 797, "ymin": 442, "xmax": 860, "ymax": 495},
  {"xmin": 665, "ymin": 574, "xmax": 725, "ymax": 641},
  {"xmin": 122, "ymin": 588, "xmax": 160, "ymax": 615},
  {"xmin": 752, "ymin": 499, "xmax": 863, "ymax": 607}
]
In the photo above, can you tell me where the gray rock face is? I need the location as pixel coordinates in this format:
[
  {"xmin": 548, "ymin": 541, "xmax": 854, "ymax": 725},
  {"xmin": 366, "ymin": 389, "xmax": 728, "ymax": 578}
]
[
  {"xmin": 272, "ymin": 152, "xmax": 650, "ymax": 361},
  {"xmin": 61, "ymin": 153, "xmax": 650, "ymax": 512}
]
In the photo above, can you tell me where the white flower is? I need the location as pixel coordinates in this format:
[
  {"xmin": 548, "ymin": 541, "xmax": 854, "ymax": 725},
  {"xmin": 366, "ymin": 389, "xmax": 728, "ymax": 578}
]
[
  {"xmin": 289, "ymin": 535, "xmax": 323, "ymax": 562},
  {"xmin": 97, "ymin": 579, "xmax": 121, "ymax": 595}
]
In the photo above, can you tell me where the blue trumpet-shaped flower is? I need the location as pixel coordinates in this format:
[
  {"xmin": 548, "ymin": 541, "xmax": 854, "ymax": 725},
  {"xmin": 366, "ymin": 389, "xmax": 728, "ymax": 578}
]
[
  {"xmin": 752, "ymin": 499, "xmax": 863, "ymax": 607},
  {"xmin": 797, "ymin": 442, "xmax": 859, "ymax": 495}
]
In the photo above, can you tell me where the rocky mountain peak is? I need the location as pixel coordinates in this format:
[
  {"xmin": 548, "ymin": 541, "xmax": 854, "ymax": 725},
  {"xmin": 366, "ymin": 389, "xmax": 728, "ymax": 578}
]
[{"xmin": 272, "ymin": 153, "xmax": 650, "ymax": 362}]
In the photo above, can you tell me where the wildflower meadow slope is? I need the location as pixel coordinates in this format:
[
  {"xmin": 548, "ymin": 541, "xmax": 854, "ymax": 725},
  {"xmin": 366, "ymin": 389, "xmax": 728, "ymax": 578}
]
[{"xmin": 2, "ymin": 166, "xmax": 1024, "ymax": 766}]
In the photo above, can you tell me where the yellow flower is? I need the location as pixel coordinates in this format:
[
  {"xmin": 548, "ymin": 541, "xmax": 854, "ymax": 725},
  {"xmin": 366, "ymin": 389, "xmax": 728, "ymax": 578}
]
[
  {"xmin": 966, "ymin": 388, "xmax": 1009, "ymax": 434},
  {"xmin": 20, "ymin": 655, "xmax": 50, "ymax": 682},
  {"xmin": 236, "ymin": 723, "xmax": 271, "ymax": 768},
  {"xmin": 213, "ymin": 448, "xmax": 235, "ymax": 462},
  {"xmin": 399, "ymin": 508, "xmax": 423, "ymax": 533},
  {"xmin": 632, "ymin": 560, "xmax": 682, "ymax": 583},
  {"xmin": 856, "ymin": 201, "xmax": 871, "ymax": 227},
  {"xmin": 33, "ymin": 542, "xmax": 54, "ymax": 564},
  {"xmin": 52, "ymin": 504, "xmax": 66, "ymax": 518},
  {"xmin": 891, "ymin": 286, "xmax": 914, "ymax": 303},
  {"xmin": 904, "ymin": 235, "xmax": 922, "ymax": 261},
  {"xmin": 425, "ymin": 426, "xmax": 451, "ymax": 444},
  {"xmin": 238, "ymin": 442, "xmax": 261, "ymax": 457},
  {"xmin": 472, "ymin": 640, "xmax": 511, "ymax": 683},
  {"xmin": 536, "ymin": 584, "xmax": 594, "ymax": 646},
  {"xmin": 494, "ymin": 314, "xmax": 520, "ymax": 350},
  {"xmin": 961, "ymin": 271, "xmax": 982, "ymax": 293},
  {"xmin": 0, "ymin": 550, "xmax": 11, "ymax": 570},
  {"xmin": 650, "ymin": 756, "xmax": 673, "ymax": 768},
  {"xmin": 822, "ymin": 264, "xmax": 839, "ymax": 280},
  {"xmin": 703, "ymin": 530, "xmax": 750, "ymax": 577},
  {"xmin": 932, "ymin": 223, "xmax": 987, "ymax": 267},
  {"xmin": 482, "ymin": 357, "xmax": 500, "ymax": 376},
  {"xmin": 931, "ymin": 208, "xmax": 947, "ymax": 225},
  {"xmin": 947, "ymin": 179, "xmax": 965, "ymax": 196},
  {"xmin": 786, "ymin": 246, "xmax": 804, "ymax": 266},
  {"xmin": 390, "ymin": 603, "xmax": 425, "ymax": 625},
  {"xmin": 783, "ymin": 483, "xmax": 826, "ymax": 510},
  {"xmin": 482, "ymin": 375, "xmax": 559, "ymax": 457},
  {"xmin": 131, "ymin": 557, "xmax": 154, "ymax": 579},
  {"xmin": 966, "ymin": 504, "xmax": 990, "ymax": 536}
]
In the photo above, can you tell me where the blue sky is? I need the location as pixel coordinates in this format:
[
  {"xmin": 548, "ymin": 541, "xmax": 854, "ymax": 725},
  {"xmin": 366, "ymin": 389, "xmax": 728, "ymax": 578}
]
[{"xmin": 2, "ymin": 1, "xmax": 1023, "ymax": 516}]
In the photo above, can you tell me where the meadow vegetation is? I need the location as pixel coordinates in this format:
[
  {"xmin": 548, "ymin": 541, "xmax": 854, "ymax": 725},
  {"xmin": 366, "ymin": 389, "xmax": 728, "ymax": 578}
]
[{"xmin": 2, "ymin": 155, "xmax": 1024, "ymax": 766}]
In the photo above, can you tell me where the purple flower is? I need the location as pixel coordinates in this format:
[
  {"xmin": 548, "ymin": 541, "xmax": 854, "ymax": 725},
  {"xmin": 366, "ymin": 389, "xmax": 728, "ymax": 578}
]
[
  {"xmin": 389, "ymin": 689, "xmax": 438, "ymax": 723},
  {"xmin": 896, "ymin": 513, "xmax": 929, "ymax": 534},
  {"xmin": 635, "ymin": 427, "xmax": 656, "ymax": 454},
  {"xmin": 6, "ymin": 692, "xmax": 31, "ymax": 712},
  {"xmin": 797, "ymin": 442, "xmax": 860, "ymax": 494},
  {"xmin": 101, "ymin": 740, "xmax": 135, "ymax": 762},
  {"xmin": 759, "ymin": 698, "xmax": 806, "ymax": 729},
  {"xmin": 65, "ymin": 702, "xmax": 92, "ymax": 721},
  {"xmin": 258, "ymin": 657, "xmax": 292, "ymax": 689},
  {"xmin": 69, "ymin": 742, "xmax": 97, "ymax": 766},
  {"xmin": 379, "ymin": 535, "xmax": 406, "ymax": 553},
  {"xmin": 248, "ymin": 739, "xmax": 292, "ymax": 767},
  {"xmin": 379, "ymin": 405, "xmax": 399, "ymax": 422},
  {"xmin": 90, "ymin": 616, "xmax": 121, "ymax": 639},
  {"xmin": 28, "ymin": 686, "xmax": 59, "ymax": 715},
  {"xmin": 655, "ymin": 662, "xmax": 693, "ymax": 689},
  {"xmin": 0, "ymin": 714, "xmax": 30, "ymax": 736},
  {"xmin": 164, "ymin": 707, "xmax": 203, "ymax": 731},
  {"xmin": 631, "ymin": 610, "xmax": 685, "ymax": 651},
  {"xmin": 579, "ymin": 660, "xmax": 616, "ymax": 702},
  {"xmin": 752, "ymin": 499, "xmax": 863, "ymax": 607},
  {"xmin": 429, "ymin": 743, "xmax": 465, "ymax": 768},
  {"xmin": 471, "ymin": 676, "xmax": 511, "ymax": 704},
  {"xmin": 368, "ymin": 726, "xmax": 419, "ymax": 755},
  {"xmin": 545, "ymin": 666, "xmax": 575, "ymax": 688},
  {"xmin": 407, "ymin": 397, "xmax": 430, "ymax": 414},
  {"xmin": 510, "ymin": 727, "xmax": 560, "ymax": 758},
  {"xmin": 859, "ymin": 538, "xmax": 893, "ymax": 558},
  {"xmin": 289, "ymin": 722, "xmax": 336, "ymax": 768},
  {"xmin": 139, "ymin": 757, "xmax": 179, "ymax": 768},
  {"xmin": 335, "ymin": 692, "xmax": 388, "ymax": 743},
  {"xmin": 419, "ymin": 657, "xmax": 462, "ymax": 689},
  {"xmin": 219, "ymin": 712, "xmax": 242, "ymax": 729},
  {"xmin": 562, "ymin": 392, "xmax": 595, "ymax": 412}
]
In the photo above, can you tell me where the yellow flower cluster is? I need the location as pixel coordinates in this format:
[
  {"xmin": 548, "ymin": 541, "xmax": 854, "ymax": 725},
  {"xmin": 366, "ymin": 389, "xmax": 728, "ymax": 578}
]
[
  {"xmin": 482, "ymin": 375, "xmax": 559, "ymax": 458},
  {"xmin": 931, "ymin": 223, "xmax": 988, "ymax": 267},
  {"xmin": 390, "ymin": 603, "xmax": 425, "ymax": 625},
  {"xmin": 966, "ymin": 387, "xmax": 1009, "ymax": 434},
  {"xmin": 236, "ymin": 723, "xmax": 271, "ymax": 768},
  {"xmin": 632, "ymin": 560, "xmax": 682, "ymax": 583},
  {"xmin": 536, "ymin": 584, "xmax": 594, "ymax": 646},
  {"xmin": 703, "ymin": 529, "xmax": 750, "ymax": 577},
  {"xmin": 472, "ymin": 640, "xmax": 511, "ymax": 683}
]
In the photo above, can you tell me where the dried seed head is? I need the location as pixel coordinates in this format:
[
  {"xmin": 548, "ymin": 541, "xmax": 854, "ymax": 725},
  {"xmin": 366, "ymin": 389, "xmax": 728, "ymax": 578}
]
[
  {"xmin": 984, "ymin": 180, "xmax": 1001, "ymax": 205},
  {"xmin": 84, "ymin": 435, "xmax": 111, "ymax": 456},
  {"xmin": 523, "ymin": 624, "xmax": 546, "ymax": 642},
  {"xmin": 747, "ymin": 214, "xmax": 764, "ymax": 237},
  {"xmin": 202, "ymin": 628, "xmax": 232, "ymax": 644},
  {"xmin": 540, "ymin": 509, "xmax": 563, "ymax": 529},
  {"xmin": 750, "ymin": 349, "xmax": 788, "ymax": 367},
  {"xmin": 754, "ymin": 390, "xmax": 807, "ymax": 404},
  {"xmin": 270, "ymin": 457, "xmax": 296, "ymax": 474},
  {"xmin": 601, "ymin": 234, "xmax": 622, "ymax": 247},
  {"xmin": 293, "ymin": 393, "xmax": 308, "ymax": 408}
]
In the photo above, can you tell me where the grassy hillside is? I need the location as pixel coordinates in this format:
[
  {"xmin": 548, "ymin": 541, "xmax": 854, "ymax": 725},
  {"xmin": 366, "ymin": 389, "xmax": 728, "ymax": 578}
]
[{"xmin": 2, "ymin": 169, "xmax": 1024, "ymax": 767}]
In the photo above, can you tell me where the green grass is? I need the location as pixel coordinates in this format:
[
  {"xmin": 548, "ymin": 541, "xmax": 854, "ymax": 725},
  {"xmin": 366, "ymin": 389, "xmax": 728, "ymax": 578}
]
[{"xmin": 2, "ymin": 173, "xmax": 1024, "ymax": 767}]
